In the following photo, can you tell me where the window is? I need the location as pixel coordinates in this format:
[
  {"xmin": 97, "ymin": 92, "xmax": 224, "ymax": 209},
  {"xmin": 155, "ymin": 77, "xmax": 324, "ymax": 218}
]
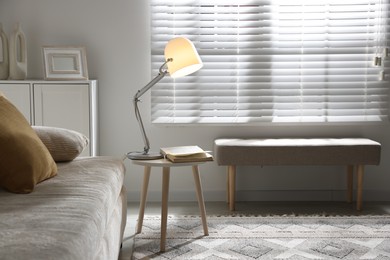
[{"xmin": 150, "ymin": 0, "xmax": 389, "ymax": 124}]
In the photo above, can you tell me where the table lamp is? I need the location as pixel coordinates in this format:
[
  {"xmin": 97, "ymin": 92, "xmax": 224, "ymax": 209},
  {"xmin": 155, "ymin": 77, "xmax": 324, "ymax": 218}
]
[{"xmin": 127, "ymin": 37, "xmax": 203, "ymax": 160}]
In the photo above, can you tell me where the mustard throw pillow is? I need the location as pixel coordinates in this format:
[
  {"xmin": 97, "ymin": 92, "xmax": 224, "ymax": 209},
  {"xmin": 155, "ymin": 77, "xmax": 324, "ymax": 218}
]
[{"xmin": 0, "ymin": 93, "xmax": 57, "ymax": 193}]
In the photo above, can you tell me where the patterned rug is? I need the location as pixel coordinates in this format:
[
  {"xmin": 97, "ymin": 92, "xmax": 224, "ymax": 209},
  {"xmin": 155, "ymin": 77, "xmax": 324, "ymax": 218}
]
[{"xmin": 132, "ymin": 215, "xmax": 390, "ymax": 260}]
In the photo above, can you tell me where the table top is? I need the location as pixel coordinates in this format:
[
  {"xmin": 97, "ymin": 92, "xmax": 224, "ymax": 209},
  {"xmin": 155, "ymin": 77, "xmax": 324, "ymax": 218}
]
[{"xmin": 131, "ymin": 158, "xmax": 208, "ymax": 167}]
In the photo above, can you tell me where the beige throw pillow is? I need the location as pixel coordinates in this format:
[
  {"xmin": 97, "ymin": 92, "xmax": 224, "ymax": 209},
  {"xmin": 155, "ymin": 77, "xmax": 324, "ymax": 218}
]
[
  {"xmin": 0, "ymin": 93, "xmax": 57, "ymax": 193},
  {"xmin": 32, "ymin": 126, "xmax": 89, "ymax": 162}
]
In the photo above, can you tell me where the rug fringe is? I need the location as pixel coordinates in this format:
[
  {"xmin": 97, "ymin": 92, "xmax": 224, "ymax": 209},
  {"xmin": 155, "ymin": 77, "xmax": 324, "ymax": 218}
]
[{"xmin": 140, "ymin": 213, "xmax": 390, "ymax": 220}]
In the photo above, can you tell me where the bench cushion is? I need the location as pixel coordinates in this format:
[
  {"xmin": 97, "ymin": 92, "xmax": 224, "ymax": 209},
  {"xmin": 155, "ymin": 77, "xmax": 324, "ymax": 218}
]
[{"xmin": 214, "ymin": 138, "xmax": 381, "ymax": 166}]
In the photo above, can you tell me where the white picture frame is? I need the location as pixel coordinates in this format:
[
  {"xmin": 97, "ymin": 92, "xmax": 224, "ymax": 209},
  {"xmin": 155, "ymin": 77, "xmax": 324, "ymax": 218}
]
[{"xmin": 42, "ymin": 46, "xmax": 88, "ymax": 80}]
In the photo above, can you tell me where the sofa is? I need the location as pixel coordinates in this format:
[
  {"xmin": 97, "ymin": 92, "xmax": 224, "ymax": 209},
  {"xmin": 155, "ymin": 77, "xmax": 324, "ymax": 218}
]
[{"xmin": 0, "ymin": 92, "xmax": 127, "ymax": 259}]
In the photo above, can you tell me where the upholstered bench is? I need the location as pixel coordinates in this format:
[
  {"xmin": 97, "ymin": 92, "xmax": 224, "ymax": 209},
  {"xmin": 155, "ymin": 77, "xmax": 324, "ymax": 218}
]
[{"xmin": 214, "ymin": 138, "xmax": 381, "ymax": 211}]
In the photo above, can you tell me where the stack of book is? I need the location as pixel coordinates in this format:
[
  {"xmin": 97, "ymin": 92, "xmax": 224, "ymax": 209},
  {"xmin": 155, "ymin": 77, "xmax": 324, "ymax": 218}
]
[{"xmin": 160, "ymin": 145, "xmax": 213, "ymax": 163}]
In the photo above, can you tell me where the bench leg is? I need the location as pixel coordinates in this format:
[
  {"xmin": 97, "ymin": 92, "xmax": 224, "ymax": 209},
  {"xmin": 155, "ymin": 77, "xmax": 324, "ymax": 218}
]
[
  {"xmin": 226, "ymin": 169, "xmax": 229, "ymax": 204},
  {"xmin": 347, "ymin": 165, "xmax": 354, "ymax": 203},
  {"xmin": 356, "ymin": 165, "xmax": 364, "ymax": 211},
  {"xmin": 228, "ymin": 165, "xmax": 236, "ymax": 211}
]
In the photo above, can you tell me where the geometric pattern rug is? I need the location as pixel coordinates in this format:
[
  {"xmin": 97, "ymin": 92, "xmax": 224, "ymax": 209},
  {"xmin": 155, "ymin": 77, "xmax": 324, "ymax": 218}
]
[{"xmin": 132, "ymin": 215, "xmax": 390, "ymax": 260}]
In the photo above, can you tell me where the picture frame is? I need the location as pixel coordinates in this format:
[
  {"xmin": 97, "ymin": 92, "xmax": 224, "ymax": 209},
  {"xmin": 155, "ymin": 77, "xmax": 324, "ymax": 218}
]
[{"xmin": 42, "ymin": 46, "xmax": 88, "ymax": 80}]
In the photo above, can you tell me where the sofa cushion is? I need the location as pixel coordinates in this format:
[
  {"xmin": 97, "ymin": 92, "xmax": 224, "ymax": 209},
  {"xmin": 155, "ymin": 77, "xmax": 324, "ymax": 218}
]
[
  {"xmin": 33, "ymin": 126, "xmax": 89, "ymax": 162},
  {"xmin": 0, "ymin": 157, "xmax": 126, "ymax": 259},
  {"xmin": 0, "ymin": 93, "xmax": 57, "ymax": 193}
]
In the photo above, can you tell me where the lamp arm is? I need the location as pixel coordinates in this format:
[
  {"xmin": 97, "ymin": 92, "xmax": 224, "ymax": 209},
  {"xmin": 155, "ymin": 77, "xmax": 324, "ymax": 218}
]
[
  {"xmin": 133, "ymin": 60, "xmax": 171, "ymax": 154},
  {"xmin": 133, "ymin": 98, "xmax": 150, "ymax": 154},
  {"xmin": 134, "ymin": 59, "xmax": 172, "ymax": 100}
]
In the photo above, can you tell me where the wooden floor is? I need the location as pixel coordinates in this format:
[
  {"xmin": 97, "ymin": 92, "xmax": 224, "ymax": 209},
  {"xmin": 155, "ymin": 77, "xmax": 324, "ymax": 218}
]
[{"xmin": 118, "ymin": 201, "xmax": 390, "ymax": 259}]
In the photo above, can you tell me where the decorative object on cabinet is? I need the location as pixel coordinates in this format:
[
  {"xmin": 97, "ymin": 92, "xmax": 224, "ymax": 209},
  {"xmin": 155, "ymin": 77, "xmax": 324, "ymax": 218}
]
[
  {"xmin": 9, "ymin": 23, "xmax": 27, "ymax": 80},
  {"xmin": 42, "ymin": 46, "xmax": 88, "ymax": 80},
  {"xmin": 127, "ymin": 37, "xmax": 203, "ymax": 160},
  {"xmin": 0, "ymin": 80, "xmax": 97, "ymax": 157},
  {"xmin": 0, "ymin": 23, "xmax": 9, "ymax": 80}
]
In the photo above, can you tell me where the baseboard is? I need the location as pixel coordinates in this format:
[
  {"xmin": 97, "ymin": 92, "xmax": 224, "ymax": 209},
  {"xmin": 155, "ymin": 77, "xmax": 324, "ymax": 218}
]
[{"xmin": 127, "ymin": 189, "xmax": 390, "ymax": 202}]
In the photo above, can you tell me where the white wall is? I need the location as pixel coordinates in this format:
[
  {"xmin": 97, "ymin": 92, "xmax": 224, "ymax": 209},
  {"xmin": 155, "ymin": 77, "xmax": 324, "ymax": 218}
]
[{"xmin": 1, "ymin": 0, "xmax": 389, "ymax": 203}]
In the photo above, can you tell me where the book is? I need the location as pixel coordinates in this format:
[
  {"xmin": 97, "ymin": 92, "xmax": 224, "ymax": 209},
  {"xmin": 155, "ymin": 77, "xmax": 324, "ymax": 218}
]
[{"xmin": 160, "ymin": 145, "xmax": 214, "ymax": 163}]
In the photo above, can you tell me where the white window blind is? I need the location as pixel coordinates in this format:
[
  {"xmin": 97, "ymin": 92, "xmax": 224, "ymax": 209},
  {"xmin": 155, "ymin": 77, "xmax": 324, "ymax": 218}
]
[{"xmin": 150, "ymin": 0, "xmax": 390, "ymax": 124}]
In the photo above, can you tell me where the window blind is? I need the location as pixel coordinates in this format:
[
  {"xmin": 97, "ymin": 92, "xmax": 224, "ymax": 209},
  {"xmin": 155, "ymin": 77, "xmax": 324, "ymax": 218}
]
[{"xmin": 150, "ymin": 0, "xmax": 389, "ymax": 124}]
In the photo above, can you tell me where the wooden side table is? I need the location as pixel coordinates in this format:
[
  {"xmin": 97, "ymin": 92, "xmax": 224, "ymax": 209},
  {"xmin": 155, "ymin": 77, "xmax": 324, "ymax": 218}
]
[{"xmin": 131, "ymin": 158, "xmax": 209, "ymax": 252}]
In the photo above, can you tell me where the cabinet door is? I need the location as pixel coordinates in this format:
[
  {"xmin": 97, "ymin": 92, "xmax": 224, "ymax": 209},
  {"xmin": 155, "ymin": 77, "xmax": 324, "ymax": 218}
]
[
  {"xmin": 33, "ymin": 84, "xmax": 92, "ymax": 156},
  {"xmin": 0, "ymin": 83, "xmax": 33, "ymax": 124}
]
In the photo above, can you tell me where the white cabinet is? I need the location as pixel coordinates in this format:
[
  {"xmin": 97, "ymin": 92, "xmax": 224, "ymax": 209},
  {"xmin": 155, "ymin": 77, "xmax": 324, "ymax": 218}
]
[
  {"xmin": 0, "ymin": 83, "xmax": 32, "ymax": 123},
  {"xmin": 0, "ymin": 80, "xmax": 98, "ymax": 156}
]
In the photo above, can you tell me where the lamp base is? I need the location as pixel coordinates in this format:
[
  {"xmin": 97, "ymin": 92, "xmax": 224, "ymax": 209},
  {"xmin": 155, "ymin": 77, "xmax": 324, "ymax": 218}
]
[{"xmin": 127, "ymin": 151, "xmax": 163, "ymax": 160}]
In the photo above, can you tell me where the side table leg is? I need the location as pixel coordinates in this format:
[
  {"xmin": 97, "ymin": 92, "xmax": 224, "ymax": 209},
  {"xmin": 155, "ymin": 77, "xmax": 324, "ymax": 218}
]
[
  {"xmin": 160, "ymin": 167, "xmax": 170, "ymax": 252},
  {"xmin": 137, "ymin": 166, "xmax": 151, "ymax": 234},
  {"xmin": 192, "ymin": 165, "xmax": 209, "ymax": 236}
]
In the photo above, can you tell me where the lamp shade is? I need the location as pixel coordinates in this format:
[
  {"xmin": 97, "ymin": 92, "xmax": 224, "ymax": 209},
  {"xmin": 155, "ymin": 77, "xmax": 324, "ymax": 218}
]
[{"xmin": 164, "ymin": 37, "xmax": 203, "ymax": 78}]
